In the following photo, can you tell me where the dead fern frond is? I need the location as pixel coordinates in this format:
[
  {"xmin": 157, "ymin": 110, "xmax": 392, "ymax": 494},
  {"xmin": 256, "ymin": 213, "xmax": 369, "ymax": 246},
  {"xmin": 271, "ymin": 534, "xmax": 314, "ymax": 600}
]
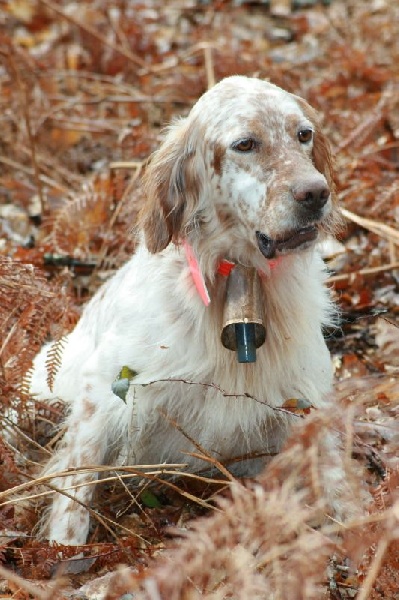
[
  {"xmin": 0, "ymin": 437, "xmax": 19, "ymax": 478},
  {"xmin": 47, "ymin": 170, "xmax": 141, "ymax": 286},
  {"xmin": 51, "ymin": 177, "xmax": 112, "ymax": 258},
  {"xmin": 45, "ymin": 337, "xmax": 67, "ymax": 393},
  {"xmin": 0, "ymin": 257, "xmax": 75, "ymax": 406},
  {"xmin": 114, "ymin": 407, "xmax": 367, "ymax": 600}
]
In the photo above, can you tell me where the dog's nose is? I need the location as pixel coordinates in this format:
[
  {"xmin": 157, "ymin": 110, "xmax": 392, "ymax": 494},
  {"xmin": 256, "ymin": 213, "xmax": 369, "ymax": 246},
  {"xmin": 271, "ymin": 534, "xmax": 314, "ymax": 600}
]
[{"xmin": 292, "ymin": 178, "xmax": 330, "ymax": 212}]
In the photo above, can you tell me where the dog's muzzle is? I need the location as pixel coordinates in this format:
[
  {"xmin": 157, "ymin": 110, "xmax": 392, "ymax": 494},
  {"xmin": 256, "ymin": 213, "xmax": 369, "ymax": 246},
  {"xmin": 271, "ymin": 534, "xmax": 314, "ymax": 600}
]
[{"xmin": 256, "ymin": 226, "xmax": 319, "ymax": 259}]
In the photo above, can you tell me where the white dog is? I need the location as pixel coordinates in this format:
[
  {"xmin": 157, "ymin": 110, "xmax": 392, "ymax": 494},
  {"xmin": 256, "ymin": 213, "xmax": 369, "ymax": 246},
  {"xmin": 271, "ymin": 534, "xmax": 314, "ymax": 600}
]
[{"xmin": 30, "ymin": 76, "xmax": 342, "ymax": 545}]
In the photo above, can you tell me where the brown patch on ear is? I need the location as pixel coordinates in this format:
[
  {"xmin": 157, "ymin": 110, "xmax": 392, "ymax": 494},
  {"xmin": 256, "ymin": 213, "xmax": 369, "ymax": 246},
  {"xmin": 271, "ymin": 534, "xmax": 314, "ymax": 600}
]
[
  {"xmin": 138, "ymin": 156, "xmax": 171, "ymax": 253},
  {"xmin": 313, "ymin": 129, "xmax": 343, "ymax": 237},
  {"xmin": 294, "ymin": 95, "xmax": 341, "ymax": 235},
  {"xmin": 312, "ymin": 128, "xmax": 336, "ymax": 198},
  {"xmin": 294, "ymin": 96, "xmax": 337, "ymax": 199},
  {"xmin": 139, "ymin": 121, "xmax": 204, "ymax": 254}
]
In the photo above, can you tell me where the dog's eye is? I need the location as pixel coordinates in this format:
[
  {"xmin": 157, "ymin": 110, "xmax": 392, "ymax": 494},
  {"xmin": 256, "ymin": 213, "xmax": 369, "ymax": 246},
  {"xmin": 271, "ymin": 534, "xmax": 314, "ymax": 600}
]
[
  {"xmin": 297, "ymin": 129, "xmax": 313, "ymax": 144},
  {"xmin": 231, "ymin": 138, "xmax": 257, "ymax": 152}
]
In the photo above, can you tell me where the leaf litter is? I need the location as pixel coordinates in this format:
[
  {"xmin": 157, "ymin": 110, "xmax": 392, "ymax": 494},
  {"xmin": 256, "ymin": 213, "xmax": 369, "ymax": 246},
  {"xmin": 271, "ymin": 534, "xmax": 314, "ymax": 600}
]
[{"xmin": 1, "ymin": 0, "xmax": 399, "ymax": 598}]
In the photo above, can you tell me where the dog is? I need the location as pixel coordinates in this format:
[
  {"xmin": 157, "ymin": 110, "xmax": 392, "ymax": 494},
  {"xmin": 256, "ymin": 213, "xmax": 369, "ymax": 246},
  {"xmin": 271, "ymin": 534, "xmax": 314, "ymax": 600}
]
[{"xmin": 30, "ymin": 76, "xmax": 342, "ymax": 545}]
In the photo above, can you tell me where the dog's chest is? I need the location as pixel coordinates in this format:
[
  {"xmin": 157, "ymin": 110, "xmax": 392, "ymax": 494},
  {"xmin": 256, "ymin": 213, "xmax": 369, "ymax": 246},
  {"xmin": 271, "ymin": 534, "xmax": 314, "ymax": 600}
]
[{"xmin": 124, "ymin": 350, "xmax": 294, "ymax": 470}]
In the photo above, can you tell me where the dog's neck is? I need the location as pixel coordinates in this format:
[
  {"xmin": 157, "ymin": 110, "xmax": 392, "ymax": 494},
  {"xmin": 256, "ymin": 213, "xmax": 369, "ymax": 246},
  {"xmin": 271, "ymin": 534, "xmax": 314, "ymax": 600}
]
[{"xmin": 183, "ymin": 240, "xmax": 281, "ymax": 306}]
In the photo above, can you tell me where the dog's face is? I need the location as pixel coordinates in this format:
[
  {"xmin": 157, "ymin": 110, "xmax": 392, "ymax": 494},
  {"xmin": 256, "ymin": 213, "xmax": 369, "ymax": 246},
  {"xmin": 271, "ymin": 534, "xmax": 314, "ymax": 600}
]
[{"xmin": 141, "ymin": 76, "xmax": 339, "ymax": 265}]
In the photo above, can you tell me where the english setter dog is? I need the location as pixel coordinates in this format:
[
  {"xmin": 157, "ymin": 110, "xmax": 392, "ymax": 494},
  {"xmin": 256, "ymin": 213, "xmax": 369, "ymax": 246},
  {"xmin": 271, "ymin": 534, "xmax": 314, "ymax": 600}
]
[{"xmin": 30, "ymin": 76, "xmax": 343, "ymax": 545}]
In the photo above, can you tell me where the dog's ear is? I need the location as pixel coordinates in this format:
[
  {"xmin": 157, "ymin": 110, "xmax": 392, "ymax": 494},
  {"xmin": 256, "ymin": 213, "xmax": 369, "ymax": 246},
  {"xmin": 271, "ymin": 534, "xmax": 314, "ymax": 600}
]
[
  {"xmin": 294, "ymin": 97, "xmax": 336, "ymax": 198},
  {"xmin": 294, "ymin": 95, "xmax": 342, "ymax": 234},
  {"xmin": 139, "ymin": 119, "xmax": 205, "ymax": 254},
  {"xmin": 311, "ymin": 125, "xmax": 336, "ymax": 200}
]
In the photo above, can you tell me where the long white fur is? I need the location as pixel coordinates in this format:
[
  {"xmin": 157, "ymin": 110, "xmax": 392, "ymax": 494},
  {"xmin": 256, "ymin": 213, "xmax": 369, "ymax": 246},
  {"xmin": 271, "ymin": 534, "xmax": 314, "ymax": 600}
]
[{"xmin": 30, "ymin": 76, "xmax": 341, "ymax": 545}]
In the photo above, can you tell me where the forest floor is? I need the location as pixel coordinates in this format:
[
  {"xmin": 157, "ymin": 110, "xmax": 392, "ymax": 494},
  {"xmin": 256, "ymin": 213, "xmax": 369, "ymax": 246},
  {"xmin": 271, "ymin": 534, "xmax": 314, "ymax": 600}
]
[{"xmin": 1, "ymin": 1, "xmax": 399, "ymax": 598}]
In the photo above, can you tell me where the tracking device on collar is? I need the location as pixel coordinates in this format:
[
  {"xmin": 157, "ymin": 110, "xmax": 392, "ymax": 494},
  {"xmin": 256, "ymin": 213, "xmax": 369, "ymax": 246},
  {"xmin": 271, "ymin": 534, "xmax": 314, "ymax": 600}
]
[{"xmin": 221, "ymin": 265, "xmax": 266, "ymax": 363}]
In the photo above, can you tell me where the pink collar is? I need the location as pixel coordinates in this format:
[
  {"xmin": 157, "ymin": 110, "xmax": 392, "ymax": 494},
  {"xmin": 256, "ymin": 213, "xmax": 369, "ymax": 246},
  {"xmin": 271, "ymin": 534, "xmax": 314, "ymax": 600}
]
[{"xmin": 183, "ymin": 241, "xmax": 280, "ymax": 306}]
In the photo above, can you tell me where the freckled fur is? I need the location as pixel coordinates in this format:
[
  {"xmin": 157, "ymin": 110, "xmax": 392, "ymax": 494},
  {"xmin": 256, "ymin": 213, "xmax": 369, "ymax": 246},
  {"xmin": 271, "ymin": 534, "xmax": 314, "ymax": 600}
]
[
  {"xmin": 212, "ymin": 143, "xmax": 224, "ymax": 176},
  {"xmin": 30, "ymin": 76, "xmax": 347, "ymax": 545}
]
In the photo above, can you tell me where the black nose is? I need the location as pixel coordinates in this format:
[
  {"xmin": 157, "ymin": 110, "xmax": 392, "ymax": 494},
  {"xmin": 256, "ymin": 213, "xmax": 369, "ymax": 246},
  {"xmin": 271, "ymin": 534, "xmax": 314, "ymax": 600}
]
[{"xmin": 292, "ymin": 178, "xmax": 330, "ymax": 212}]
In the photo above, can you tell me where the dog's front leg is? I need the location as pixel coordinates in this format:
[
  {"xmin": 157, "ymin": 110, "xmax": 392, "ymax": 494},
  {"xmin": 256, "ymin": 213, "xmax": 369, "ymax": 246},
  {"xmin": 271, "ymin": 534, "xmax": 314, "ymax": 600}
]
[{"xmin": 43, "ymin": 377, "xmax": 123, "ymax": 545}]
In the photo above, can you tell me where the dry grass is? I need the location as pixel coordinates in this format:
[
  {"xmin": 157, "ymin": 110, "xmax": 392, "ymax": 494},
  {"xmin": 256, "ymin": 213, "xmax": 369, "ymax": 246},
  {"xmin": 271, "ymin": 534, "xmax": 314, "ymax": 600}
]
[{"xmin": 1, "ymin": 0, "xmax": 399, "ymax": 597}]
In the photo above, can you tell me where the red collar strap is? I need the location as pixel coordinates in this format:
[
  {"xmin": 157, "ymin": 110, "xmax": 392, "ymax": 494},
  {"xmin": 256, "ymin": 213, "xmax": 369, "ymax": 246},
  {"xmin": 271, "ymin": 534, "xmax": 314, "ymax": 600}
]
[
  {"xmin": 217, "ymin": 259, "xmax": 236, "ymax": 277},
  {"xmin": 183, "ymin": 241, "xmax": 280, "ymax": 307}
]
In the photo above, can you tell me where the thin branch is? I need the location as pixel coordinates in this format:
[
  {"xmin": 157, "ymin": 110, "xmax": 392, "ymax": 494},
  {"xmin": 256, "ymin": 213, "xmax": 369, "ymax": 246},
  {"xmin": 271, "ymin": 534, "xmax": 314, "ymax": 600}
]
[
  {"xmin": 143, "ymin": 378, "xmax": 303, "ymax": 419},
  {"xmin": 328, "ymin": 261, "xmax": 399, "ymax": 283},
  {"xmin": 340, "ymin": 207, "xmax": 399, "ymax": 246},
  {"xmin": 204, "ymin": 45, "xmax": 215, "ymax": 89},
  {"xmin": 37, "ymin": 0, "xmax": 146, "ymax": 69},
  {"xmin": 109, "ymin": 161, "xmax": 144, "ymax": 170},
  {"xmin": 8, "ymin": 56, "xmax": 46, "ymax": 214},
  {"xmin": 356, "ymin": 535, "xmax": 391, "ymax": 600},
  {"xmin": 159, "ymin": 409, "xmax": 235, "ymax": 482},
  {"xmin": 0, "ymin": 463, "xmax": 187, "ymax": 501}
]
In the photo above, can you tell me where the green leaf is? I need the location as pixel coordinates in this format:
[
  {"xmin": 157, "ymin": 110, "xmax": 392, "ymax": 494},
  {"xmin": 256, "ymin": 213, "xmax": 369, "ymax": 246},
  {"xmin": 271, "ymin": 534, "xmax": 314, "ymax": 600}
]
[
  {"xmin": 111, "ymin": 366, "xmax": 138, "ymax": 401},
  {"xmin": 140, "ymin": 489, "xmax": 162, "ymax": 509}
]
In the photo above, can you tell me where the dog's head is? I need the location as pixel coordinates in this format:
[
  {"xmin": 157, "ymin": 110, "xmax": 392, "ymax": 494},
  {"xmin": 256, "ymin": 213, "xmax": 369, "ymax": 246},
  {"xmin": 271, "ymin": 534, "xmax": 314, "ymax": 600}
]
[{"xmin": 140, "ymin": 76, "xmax": 340, "ymax": 266}]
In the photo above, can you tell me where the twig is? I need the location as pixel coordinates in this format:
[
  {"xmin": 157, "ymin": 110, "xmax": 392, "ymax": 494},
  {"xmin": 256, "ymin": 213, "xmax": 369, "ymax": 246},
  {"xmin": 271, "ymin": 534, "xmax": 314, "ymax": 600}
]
[
  {"xmin": 50, "ymin": 68, "xmax": 138, "ymax": 89},
  {"xmin": 139, "ymin": 41, "xmax": 220, "ymax": 76},
  {"xmin": 0, "ymin": 463, "xmax": 187, "ymax": 501},
  {"xmin": 37, "ymin": 0, "xmax": 146, "ymax": 69},
  {"xmin": 159, "ymin": 409, "xmax": 235, "ymax": 482},
  {"xmin": 319, "ymin": 506, "xmax": 396, "ymax": 537},
  {"xmin": 109, "ymin": 160, "xmax": 144, "ymax": 170},
  {"xmin": 356, "ymin": 535, "xmax": 391, "ymax": 600},
  {"xmin": 389, "ymin": 239, "xmax": 397, "ymax": 263},
  {"xmin": 329, "ymin": 207, "xmax": 399, "ymax": 283},
  {"xmin": 204, "ymin": 45, "xmax": 215, "ymax": 89},
  {"xmin": 145, "ymin": 475, "xmax": 220, "ymax": 510},
  {"xmin": 22, "ymin": 87, "xmax": 45, "ymax": 215},
  {"xmin": 45, "ymin": 117, "xmax": 116, "ymax": 133},
  {"xmin": 10, "ymin": 469, "xmax": 222, "ymax": 512},
  {"xmin": 340, "ymin": 207, "xmax": 399, "ymax": 245},
  {"xmin": 143, "ymin": 378, "xmax": 303, "ymax": 419},
  {"xmin": 29, "ymin": 469, "xmax": 223, "ymax": 496},
  {"xmin": 51, "ymin": 94, "xmax": 189, "ymax": 106},
  {"xmin": 8, "ymin": 56, "xmax": 46, "ymax": 214},
  {"xmin": 0, "ymin": 320, "xmax": 18, "ymax": 360},
  {"xmin": 327, "ymin": 262, "xmax": 399, "ymax": 283},
  {"xmin": 113, "ymin": 472, "xmax": 158, "ymax": 528}
]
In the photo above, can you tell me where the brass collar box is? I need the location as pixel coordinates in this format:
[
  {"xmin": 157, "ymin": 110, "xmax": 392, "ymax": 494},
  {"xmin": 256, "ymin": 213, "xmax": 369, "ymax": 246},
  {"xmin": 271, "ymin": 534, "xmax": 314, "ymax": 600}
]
[{"xmin": 221, "ymin": 265, "xmax": 266, "ymax": 363}]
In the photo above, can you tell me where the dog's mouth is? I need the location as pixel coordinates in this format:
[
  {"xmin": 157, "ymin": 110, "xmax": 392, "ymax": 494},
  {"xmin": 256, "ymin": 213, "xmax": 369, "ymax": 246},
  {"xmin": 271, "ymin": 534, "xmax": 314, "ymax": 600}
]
[{"xmin": 256, "ymin": 225, "xmax": 318, "ymax": 259}]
